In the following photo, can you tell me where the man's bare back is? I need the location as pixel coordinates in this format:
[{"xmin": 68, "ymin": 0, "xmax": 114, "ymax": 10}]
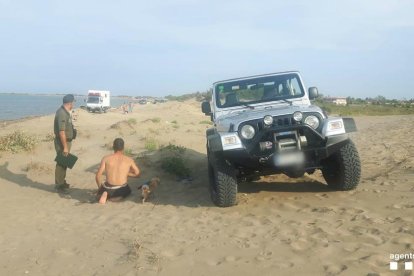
[
  {"xmin": 97, "ymin": 152, "xmax": 139, "ymax": 187},
  {"xmin": 95, "ymin": 138, "xmax": 140, "ymax": 204},
  {"xmin": 101, "ymin": 153, "xmax": 139, "ymax": 186}
]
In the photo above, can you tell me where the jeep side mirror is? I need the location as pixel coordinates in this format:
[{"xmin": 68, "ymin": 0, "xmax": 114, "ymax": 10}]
[
  {"xmin": 201, "ymin": 101, "xmax": 211, "ymax": 115},
  {"xmin": 308, "ymin": 87, "xmax": 319, "ymax": 100}
]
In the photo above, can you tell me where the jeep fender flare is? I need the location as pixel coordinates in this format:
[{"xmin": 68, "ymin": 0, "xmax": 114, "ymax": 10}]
[{"xmin": 206, "ymin": 129, "xmax": 223, "ymax": 152}]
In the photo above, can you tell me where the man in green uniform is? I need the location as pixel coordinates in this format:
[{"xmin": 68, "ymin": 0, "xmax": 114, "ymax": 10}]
[{"xmin": 54, "ymin": 94, "xmax": 76, "ymax": 191}]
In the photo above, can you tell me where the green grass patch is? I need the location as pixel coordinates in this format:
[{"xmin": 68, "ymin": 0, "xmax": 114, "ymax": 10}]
[
  {"xmin": 159, "ymin": 144, "xmax": 190, "ymax": 178},
  {"xmin": 161, "ymin": 156, "xmax": 190, "ymax": 178},
  {"xmin": 0, "ymin": 131, "xmax": 38, "ymax": 153},
  {"xmin": 127, "ymin": 118, "xmax": 137, "ymax": 125},
  {"xmin": 144, "ymin": 137, "xmax": 158, "ymax": 152},
  {"xmin": 315, "ymin": 102, "xmax": 414, "ymax": 116},
  {"xmin": 150, "ymin": 117, "xmax": 161, "ymax": 123},
  {"xmin": 199, "ymin": 120, "xmax": 213, "ymax": 125},
  {"xmin": 171, "ymin": 120, "xmax": 178, "ymax": 124}
]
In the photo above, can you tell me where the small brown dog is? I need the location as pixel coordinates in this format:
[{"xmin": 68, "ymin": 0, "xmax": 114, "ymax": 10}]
[{"xmin": 139, "ymin": 177, "xmax": 160, "ymax": 203}]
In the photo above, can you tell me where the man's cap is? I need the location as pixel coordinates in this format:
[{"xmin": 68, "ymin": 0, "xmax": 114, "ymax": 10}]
[{"xmin": 63, "ymin": 94, "xmax": 75, "ymax": 103}]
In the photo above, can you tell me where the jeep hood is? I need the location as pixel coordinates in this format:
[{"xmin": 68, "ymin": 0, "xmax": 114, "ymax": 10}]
[{"xmin": 215, "ymin": 104, "xmax": 324, "ymax": 132}]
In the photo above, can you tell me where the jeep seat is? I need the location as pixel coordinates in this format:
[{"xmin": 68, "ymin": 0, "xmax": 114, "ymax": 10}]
[
  {"xmin": 262, "ymin": 85, "xmax": 277, "ymax": 100},
  {"xmin": 225, "ymin": 93, "xmax": 239, "ymax": 106},
  {"xmin": 281, "ymin": 83, "xmax": 292, "ymax": 96}
]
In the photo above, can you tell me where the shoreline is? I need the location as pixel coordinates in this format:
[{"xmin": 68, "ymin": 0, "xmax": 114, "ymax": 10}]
[
  {"xmin": 0, "ymin": 114, "xmax": 49, "ymax": 126},
  {"xmin": 0, "ymin": 105, "xmax": 126, "ymax": 126}
]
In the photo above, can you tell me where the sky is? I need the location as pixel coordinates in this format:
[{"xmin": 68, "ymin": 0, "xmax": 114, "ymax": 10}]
[{"xmin": 0, "ymin": 0, "xmax": 413, "ymax": 99}]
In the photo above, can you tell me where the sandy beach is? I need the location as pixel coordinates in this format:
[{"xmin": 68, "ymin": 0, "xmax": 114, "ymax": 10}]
[{"xmin": 0, "ymin": 100, "xmax": 413, "ymax": 276}]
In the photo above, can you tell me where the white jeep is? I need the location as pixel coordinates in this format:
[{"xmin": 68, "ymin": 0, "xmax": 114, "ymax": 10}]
[{"xmin": 202, "ymin": 71, "xmax": 361, "ymax": 207}]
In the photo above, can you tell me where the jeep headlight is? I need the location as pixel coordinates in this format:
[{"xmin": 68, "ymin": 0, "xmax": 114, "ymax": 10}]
[
  {"xmin": 293, "ymin": 111, "xmax": 303, "ymax": 122},
  {"xmin": 241, "ymin": 125, "xmax": 255, "ymax": 139},
  {"xmin": 263, "ymin": 115, "xmax": 273, "ymax": 126},
  {"xmin": 304, "ymin": 115, "xmax": 319, "ymax": 129}
]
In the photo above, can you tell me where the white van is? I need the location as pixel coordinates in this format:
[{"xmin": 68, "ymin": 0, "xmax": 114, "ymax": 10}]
[{"xmin": 86, "ymin": 90, "xmax": 111, "ymax": 113}]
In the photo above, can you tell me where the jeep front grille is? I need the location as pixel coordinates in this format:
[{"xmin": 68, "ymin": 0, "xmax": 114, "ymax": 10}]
[{"xmin": 276, "ymin": 117, "xmax": 296, "ymax": 127}]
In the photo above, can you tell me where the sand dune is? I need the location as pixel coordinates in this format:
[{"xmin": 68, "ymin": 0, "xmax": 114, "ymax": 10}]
[{"xmin": 0, "ymin": 101, "xmax": 413, "ymax": 275}]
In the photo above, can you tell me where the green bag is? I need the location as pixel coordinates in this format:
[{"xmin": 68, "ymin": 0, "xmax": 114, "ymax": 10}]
[{"xmin": 55, "ymin": 153, "xmax": 78, "ymax": 169}]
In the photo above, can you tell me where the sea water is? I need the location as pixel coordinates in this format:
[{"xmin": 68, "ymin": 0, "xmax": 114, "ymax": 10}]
[{"xmin": 0, "ymin": 94, "xmax": 127, "ymax": 121}]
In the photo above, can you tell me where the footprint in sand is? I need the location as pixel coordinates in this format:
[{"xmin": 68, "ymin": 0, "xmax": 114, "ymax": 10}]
[
  {"xmin": 160, "ymin": 248, "xmax": 184, "ymax": 259},
  {"xmin": 310, "ymin": 207, "xmax": 336, "ymax": 213},
  {"xmin": 290, "ymin": 238, "xmax": 312, "ymax": 251},
  {"xmin": 323, "ymin": 264, "xmax": 347, "ymax": 276},
  {"xmin": 315, "ymin": 193, "xmax": 329, "ymax": 199},
  {"xmin": 255, "ymin": 250, "xmax": 273, "ymax": 261},
  {"xmin": 224, "ymin": 255, "xmax": 240, "ymax": 262}
]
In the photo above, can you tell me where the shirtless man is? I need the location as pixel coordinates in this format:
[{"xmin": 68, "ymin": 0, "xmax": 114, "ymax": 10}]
[{"xmin": 96, "ymin": 138, "xmax": 140, "ymax": 204}]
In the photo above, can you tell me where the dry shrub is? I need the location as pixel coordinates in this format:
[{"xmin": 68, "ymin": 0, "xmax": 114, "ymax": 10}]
[
  {"xmin": 43, "ymin": 132, "xmax": 55, "ymax": 142},
  {"xmin": 142, "ymin": 117, "xmax": 161, "ymax": 123},
  {"xmin": 0, "ymin": 131, "xmax": 37, "ymax": 153},
  {"xmin": 109, "ymin": 119, "xmax": 136, "ymax": 130}
]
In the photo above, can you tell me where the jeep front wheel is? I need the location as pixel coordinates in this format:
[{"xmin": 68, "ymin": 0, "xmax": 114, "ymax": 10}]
[
  {"xmin": 208, "ymin": 151, "xmax": 238, "ymax": 207},
  {"xmin": 322, "ymin": 140, "xmax": 361, "ymax": 190}
]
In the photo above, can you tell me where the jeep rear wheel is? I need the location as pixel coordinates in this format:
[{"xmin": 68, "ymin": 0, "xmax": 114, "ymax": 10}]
[
  {"xmin": 208, "ymin": 151, "xmax": 237, "ymax": 207},
  {"xmin": 322, "ymin": 140, "xmax": 361, "ymax": 190}
]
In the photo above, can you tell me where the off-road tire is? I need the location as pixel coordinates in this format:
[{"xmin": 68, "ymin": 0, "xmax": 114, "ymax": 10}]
[
  {"xmin": 207, "ymin": 150, "xmax": 237, "ymax": 207},
  {"xmin": 322, "ymin": 140, "xmax": 361, "ymax": 190}
]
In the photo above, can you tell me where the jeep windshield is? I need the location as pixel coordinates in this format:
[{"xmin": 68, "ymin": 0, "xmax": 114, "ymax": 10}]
[{"xmin": 215, "ymin": 73, "xmax": 304, "ymax": 108}]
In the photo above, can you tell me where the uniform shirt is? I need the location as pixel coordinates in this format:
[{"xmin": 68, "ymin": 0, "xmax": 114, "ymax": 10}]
[{"xmin": 54, "ymin": 106, "xmax": 74, "ymax": 139}]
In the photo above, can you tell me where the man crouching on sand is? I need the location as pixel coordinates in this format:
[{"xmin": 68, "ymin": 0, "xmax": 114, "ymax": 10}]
[{"xmin": 95, "ymin": 138, "xmax": 140, "ymax": 204}]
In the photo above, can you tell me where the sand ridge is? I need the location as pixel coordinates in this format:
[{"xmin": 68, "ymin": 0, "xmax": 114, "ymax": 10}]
[{"xmin": 0, "ymin": 101, "xmax": 413, "ymax": 275}]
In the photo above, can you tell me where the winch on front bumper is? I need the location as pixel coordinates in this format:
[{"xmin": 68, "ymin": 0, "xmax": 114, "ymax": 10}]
[{"xmin": 207, "ymin": 117, "xmax": 357, "ymax": 171}]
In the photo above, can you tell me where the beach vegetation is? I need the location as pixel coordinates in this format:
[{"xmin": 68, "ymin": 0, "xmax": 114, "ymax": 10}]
[
  {"xmin": 150, "ymin": 117, "xmax": 161, "ymax": 123},
  {"xmin": 0, "ymin": 131, "xmax": 38, "ymax": 153},
  {"xmin": 144, "ymin": 137, "xmax": 158, "ymax": 152},
  {"xmin": 43, "ymin": 132, "xmax": 55, "ymax": 142},
  {"xmin": 313, "ymin": 94, "xmax": 414, "ymax": 116},
  {"xmin": 159, "ymin": 143, "xmax": 190, "ymax": 178},
  {"xmin": 148, "ymin": 128, "xmax": 160, "ymax": 135},
  {"xmin": 166, "ymin": 90, "xmax": 212, "ymax": 102},
  {"xmin": 124, "ymin": 148, "xmax": 134, "ymax": 157},
  {"xmin": 127, "ymin": 118, "xmax": 137, "ymax": 125},
  {"xmin": 110, "ymin": 119, "xmax": 136, "ymax": 130}
]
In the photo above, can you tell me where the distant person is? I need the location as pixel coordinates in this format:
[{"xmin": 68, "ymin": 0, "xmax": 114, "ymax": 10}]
[
  {"xmin": 71, "ymin": 109, "xmax": 78, "ymax": 121},
  {"xmin": 54, "ymin": 94, "xmax": 76, "ymax": 191},
  {"xmin": 95, "ymin": 138, "xmax": 140, "ymax": 204},
  {"xmin": 128, "ymin": 102, "xmax": 133, "ymax": 113},
  {"xmin": 122, "ymin": 103, "xmax": 128, "ymax": 114}
]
